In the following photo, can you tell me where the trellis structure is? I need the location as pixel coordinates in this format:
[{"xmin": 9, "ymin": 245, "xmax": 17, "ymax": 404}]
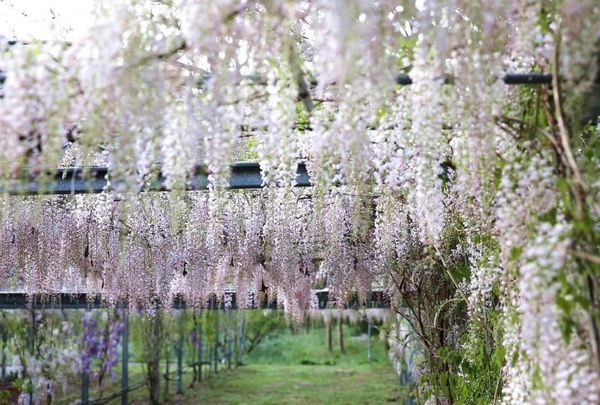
[
  {"xmin": 0, "ymin": 69, "xmax": 580, "ymax": 405},
  {"xmin": 0, "ymin": 290, "xmax": 390, "ymax": 310},
  {"xmin": 0, "ymin": 71, "xmax": 553, "ymax": 86},
  {"xmin": 0, "ymin": 70, "xmax": 557, "ymax": 308}
]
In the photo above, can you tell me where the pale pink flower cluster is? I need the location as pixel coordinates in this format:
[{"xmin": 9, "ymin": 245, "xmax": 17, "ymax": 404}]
[
  {"xmin": 0, "ymin": 1, "xmax": 599, "ymax": 402},
  {"xmin": 503, "ymin": 220, "xmax": 600, "ymax": 404}
]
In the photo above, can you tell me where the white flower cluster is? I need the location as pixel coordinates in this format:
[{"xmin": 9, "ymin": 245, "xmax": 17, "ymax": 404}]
[
  {"xmin": 503, "ymin": 220, "xmax": 600, "ymax": 404},
  {"xmin": 0, "ymin": 190, "xmax": 370, "ymax": 316},
  {"xmin": 12, "ymin": 319, "xmax": 79, "ymax": 404},
  {"xmin": 0, "ymin": 44, "xmax": 73, "ymax": 175},
  {"xmin": 256, "ymin": 71, "xmax": 299, "ymax": 188},
  {"xmin": 496, "ymin": 153, "xmax": 558, "ymax": 266},
  {"xmin": 560, "ymin": 0, "xmax": 600, "ymax": 93},
  {"xmin": 0, "ymin": 1, "xmax": 599, "ymax": 402},
  {"xmin": 407, "ymin": 1, "xmax": 448, "ymax": 245},
  {"xmin": 507, "ymin": 0, "xmax": 552, "ymax": 70},
  {"xmin": 466, "ymin": 243, "xmax": 500, "ymax": 319}
]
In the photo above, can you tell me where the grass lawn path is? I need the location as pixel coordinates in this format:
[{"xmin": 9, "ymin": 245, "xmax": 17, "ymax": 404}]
[{"xmin": 176, "ymin": 363, "xmax": 403, "ymax": 405}]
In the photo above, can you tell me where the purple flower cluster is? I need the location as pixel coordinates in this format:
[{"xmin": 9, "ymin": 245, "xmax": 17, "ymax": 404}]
[
  {"xmin": 79, "ymin": 313, "xmax": 124, "ymax": 381},
  {"xmin": 80, "ymin": 312, "xmax": 99, "ymax": 375},
  {"xmin": 189, "ymin": 330, "xmax": 199, "ymax": 346},
  {"xmin": 100, "ymin": 320, "xmax": 125, "ymax": 379}
]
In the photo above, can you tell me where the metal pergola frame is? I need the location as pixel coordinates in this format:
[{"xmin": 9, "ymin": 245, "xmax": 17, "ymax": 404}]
[
  {"xmin": 0, "ymin": 71, "xmax": 555, "ymax": 310},
  {"xmin": 0, "ymin": 67, "xmax": 564, "ymax": 405},
  {"xmin": 0, "ymin": 290, "xmax": 391, "ymax": 310},
  {"xmin": 0, "ymin": 73, "xmax": 552, "ymax": 195},
  {"xmin": 0, "ymin": 71, "xmax": 552, "ymax": 87},
  {"xmin": 5, "ymin": 161, "xmax": 311, "ymax": 195}
]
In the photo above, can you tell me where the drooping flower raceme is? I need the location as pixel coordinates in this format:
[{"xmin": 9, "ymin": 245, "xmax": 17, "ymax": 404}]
[{"xmin": 0, "ymin": 1, "xmax": 599, "ymax": 403}]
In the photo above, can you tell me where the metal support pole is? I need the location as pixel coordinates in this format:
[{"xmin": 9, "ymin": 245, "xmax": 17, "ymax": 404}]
[
  {"xmin": 0, "ymin": 290, "xmax": 389, "ymax": 310},
  {"xmin": 227, "ymin": 336, "xmax": 232, "ymax": 370},
  {"xmin": 176, "ymin": 311, "xmax": 184, "ymax": 395},
  {"xmin": 326, "ymin": 320, "xmax": 332, "ymax": 352},
  {"xmin": 82, "ymin": 312, "xmax": 90, "ymax": 405},
  {"xmin": 214, "ymin": 310, "xmax": 220, "ymax": 374},
  {"xmin": 197, "ymin": 321, "xmax": 203, "ymax": 382},
  {"xmin": 150, "ymin": 313, "xmax": 161, "ymax": 404},
  {"xmin": 121, "ymin": 308, "xmax": 129, "ymax": 405},
  {"xmin": 207, "ymin": 344, "xmax": 212, "ymax": 378},
  {"xmin": 27, "ymin": 307, "xmax": 35, "ymax": 403},
  {"xmin": 226, "ymin": 311, "xmax": 232, "ymax": 370},
  {"xmin": 338, "ymin": 315, "xmax": 345, "ymax": 354},
  {"xmin": 238, "ymin": 312, "xmax": 245, "ymax": 365},
  {"xmin": 81, "ymin": 372, "xmax": 90, "ymax": 405},
  {"xmin": 1, "ymin": 330, "xmax": 6, "ymax": 380},
  {"xmin": 367, "ymin": 320, "xmax": 372, "ymax": 363}
]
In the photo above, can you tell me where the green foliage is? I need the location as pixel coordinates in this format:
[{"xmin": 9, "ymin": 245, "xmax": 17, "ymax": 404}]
[
  {"xmin": 247, "ymin": 324, "xmax": 387, "ymax": 367},
  {"xmin": 243, "ymin": 310, "xmax": 286, "ymax": 355},
  {"xmin": 238, "ymin": 137, "xmax": 259, "ymax": 161},
  {"xmin": 422, "ymin": 314, "xmax": 505, "ymax": 405}
]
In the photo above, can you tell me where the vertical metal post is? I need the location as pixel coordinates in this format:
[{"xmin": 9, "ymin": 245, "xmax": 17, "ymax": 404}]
[
  {"xmin": 1, "ymin": 330, "xmax": 7, "ymax": 380},
  {"xmin": 232, "ymin": 311, "xmax": 237, "ymax": 367},
  {"xmin": 401, "ymin": 363, "xmax": 415, "ymax": 405},
  {"xmin": 121, "ymin": 308, "xmax": 129, "ymax": 405},
  {"xmin": 226, "ymin": 311, "xmax": 232, "ymax": 370},
  {"xmin": 207, "ymin": 344, "xmax": 212, "ymax": 378},
  {"xmin": 326, "ymin": 320, "xmax": 332, "ymax": 352},
  {"xmin": 367, "ymin": 320, "xmax": 372, "ymax": 363},
  {"xmin": 27, "ymin": 307, "xmax": 35, "ymax": 353},
  {"xmin": 338, "ymin": 315, "xmax": 345, "ymax": 354},
  {"xmin": 238, "ymin": 312, "xmax": 245, "ymax": 365},
  {"xmin": 81, "ymin": 310, "xmax": 89, "ymax": 405},
  {"xmin": 197, "ymin": 320, "xmax": 203, "ymax": 382},
  {"xmin": 226, "ymin": 336, "xmax": 232, "ymax": 370},
  {"xmin": 80, "ymin": 309, "xmax": 89, "ymax": 405},
  {"xmin": 214, "ymin": 310, "xmax": 219, "ymax": 374},
  {"xmin": 150, "ymin": 312, "xmax": 161, "ymax": 404},
  {"xmin": 81, "ymin": 371, "xmax": 90, "ymax": 404},
  {"xmin": 176, "ymin": 310, "xmax": 184, "ymax": 395},
  {"xmin": 27, "ymin": 306, "xmax": 35, "ymax": 403}
]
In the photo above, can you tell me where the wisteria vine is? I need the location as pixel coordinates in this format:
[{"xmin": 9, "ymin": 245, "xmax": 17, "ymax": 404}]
[{"xmin": 1, "ymin": 0, "xmax": 600, "ymax": 403}]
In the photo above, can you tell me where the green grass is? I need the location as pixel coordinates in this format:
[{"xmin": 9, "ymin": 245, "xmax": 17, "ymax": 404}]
[
  {"xmin": 165, "ymin": 325, "xmax": 405, "ymax": 404},
  {"xmin": 247, "ymin": 325, "xmax": 390, "ymax": 367},
  {"xmin": 178, "ymin": 363, "xmax": 402, "ymax": 405},
  {"xmin": 55, "ymin": 324, "xmax": 404, "ymax": 404}
]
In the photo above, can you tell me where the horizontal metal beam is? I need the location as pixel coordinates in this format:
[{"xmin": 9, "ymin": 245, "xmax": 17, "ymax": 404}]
[
  {"xmin": 501, "ymin": 73, "xmax": 553, "ymax": 84},
  {"xmin": 0, "ymin": 72, "xmax": 553, "ymax": 87},
  {"xmin": 394, "ymin": 73, "xmax": 552, "ymax": 85},
  {"xmin": 0, "ymin": 291, "xmax": 391, "ymax": 310},
  {"xmin": 4, "ymin": 162, "xmax": 312, "ymax": 195},
  {"xmin": 0, "ymin": 71, "xmax": 553, "ymax": 196}
]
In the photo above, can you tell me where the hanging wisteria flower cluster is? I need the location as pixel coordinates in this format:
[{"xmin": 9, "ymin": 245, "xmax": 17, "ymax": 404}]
[
  {"xmin": 0, "ymin": 190, "xmax": 376, "ymax": 319},
  {"xmin": 79, "ymin": 311, "xmax": 124, "ymax": 386},
  {"xmin": 1, "ymin": 0, "xmax": 600, "ymax": 403},
  {"xmin": 9, "ymin": 313, "xmax": 79, "ymax": 405}
]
